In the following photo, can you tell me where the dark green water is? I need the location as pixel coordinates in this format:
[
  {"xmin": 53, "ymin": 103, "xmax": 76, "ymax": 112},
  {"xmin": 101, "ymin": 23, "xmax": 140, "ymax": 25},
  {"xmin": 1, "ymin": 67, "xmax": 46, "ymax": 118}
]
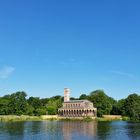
[{"xmin": 0, "ymin": 121, "xmax": 140, "ymax": 140}]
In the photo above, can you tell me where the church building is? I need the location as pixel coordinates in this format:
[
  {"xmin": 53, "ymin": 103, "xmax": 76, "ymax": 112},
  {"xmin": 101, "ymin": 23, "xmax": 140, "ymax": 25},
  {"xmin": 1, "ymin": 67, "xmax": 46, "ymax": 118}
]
[{"xmin": 58, "ymin": 88, "xmax": 97, "ymax": 117}]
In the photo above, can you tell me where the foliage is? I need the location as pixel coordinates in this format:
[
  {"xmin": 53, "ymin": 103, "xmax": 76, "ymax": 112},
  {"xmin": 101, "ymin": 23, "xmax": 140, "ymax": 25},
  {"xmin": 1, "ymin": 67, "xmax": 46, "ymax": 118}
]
[
  {"xmin": 46, "ymin": 96, "xmax": 63, "ymax": 115},
  {"xmin": 111, "ymin": 99, "xmax": 126, "ymax": 115},
  {"xmin": 124, "ymin": 94, "xmax": 140, "ymax": 121},
  {"xmin": 35, "ymin": 108, "xmax": 47, "ymax": 116},
  {"xmin": 110, "ymin": 94, "xmax": 140, "ymax": 121},
  {"xmin": 83, "ymin": 116, "xmax": 93, "ymax": 122},
  {"xmin": 0, "ymin": 90, "xmax": 140, "ymax": 121},
  {"xmin": 28, "ymin": 97, "xmax": 42, "ymax": 109},
  {"xmin": 79, "ymin": 94, "xmax": 88, "ymax": 100},
  {"xmin": 8, "ymin": 92, "xmax": 28, "ymax": 115},
  {"xmin": 0, "ymin": 98, "xmax": 10, "ymax": 115},
  {"xmin": 88, "ymin": 90, "xmax": 113, "ymax": 117},
  {"xmin": 46, "ymin": 106, "xmax": 57, "ymax": 115}
]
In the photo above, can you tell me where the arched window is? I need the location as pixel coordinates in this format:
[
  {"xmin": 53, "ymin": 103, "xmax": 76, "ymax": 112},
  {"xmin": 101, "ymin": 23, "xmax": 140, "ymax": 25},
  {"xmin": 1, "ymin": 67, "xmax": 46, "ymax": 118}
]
[{"xmin": 77, "ymin": 110, "xmax": 78, "ymax": 114}]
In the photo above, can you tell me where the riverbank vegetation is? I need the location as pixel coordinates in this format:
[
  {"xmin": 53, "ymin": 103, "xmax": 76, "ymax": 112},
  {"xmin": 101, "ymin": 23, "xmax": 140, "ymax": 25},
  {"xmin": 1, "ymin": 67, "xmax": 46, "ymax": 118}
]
[
  {"xmin": 0, "ymin": 90, "xmax": 140, "ymax": 121},
  {"xmin": 0, "ymin": 115, "xmax": 42, "ymax": 122},
  {"xmin": 0, "ymin": 115, "xmax": 121, "ymax": 122}
]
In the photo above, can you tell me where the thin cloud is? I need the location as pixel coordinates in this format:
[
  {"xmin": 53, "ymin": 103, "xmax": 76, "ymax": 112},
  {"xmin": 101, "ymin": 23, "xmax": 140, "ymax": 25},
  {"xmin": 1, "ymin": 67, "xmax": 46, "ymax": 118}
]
[
  {"xmin": 111, "ymin": 70, "xmax": 135, "ymax": 79},
  {"xmin": 0, "ymin": 66, "xmax": 15, "ymax": 79}
]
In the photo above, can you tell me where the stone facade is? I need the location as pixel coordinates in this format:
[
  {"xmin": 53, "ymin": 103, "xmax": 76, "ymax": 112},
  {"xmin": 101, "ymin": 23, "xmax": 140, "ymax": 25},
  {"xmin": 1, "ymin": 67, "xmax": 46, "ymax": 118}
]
[{"xmin": 58, "ymin": 89, "xmax": 97, "ymax": 117}]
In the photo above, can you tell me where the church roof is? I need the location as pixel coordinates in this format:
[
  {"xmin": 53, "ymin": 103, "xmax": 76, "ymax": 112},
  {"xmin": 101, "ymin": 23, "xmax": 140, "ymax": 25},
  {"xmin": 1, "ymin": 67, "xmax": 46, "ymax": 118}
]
[{"xmin": 64, "ymin": 100, "xmax": 91, "ymax": 103}]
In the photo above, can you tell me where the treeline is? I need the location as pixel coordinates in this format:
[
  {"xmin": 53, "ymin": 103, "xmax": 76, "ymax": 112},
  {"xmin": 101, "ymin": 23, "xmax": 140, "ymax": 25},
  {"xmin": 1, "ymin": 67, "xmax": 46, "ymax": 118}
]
[
  {"xmin": 0, "ymin": 92, "xmax": 63, "ymax": 116},
  {"xmin": 0, "ymin": 90, "xmax": 140, "ymax": 121},
  {"xmin": 80, "ymin": 90, "xmax": 140, "ymax": 121}
]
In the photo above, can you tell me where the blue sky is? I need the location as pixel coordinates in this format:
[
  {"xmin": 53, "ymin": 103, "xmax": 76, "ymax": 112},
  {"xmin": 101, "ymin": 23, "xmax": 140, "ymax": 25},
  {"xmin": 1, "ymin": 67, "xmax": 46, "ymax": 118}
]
[{"xmin": 0, "ymin": 0, "xmax": 140, "ymax": 100}]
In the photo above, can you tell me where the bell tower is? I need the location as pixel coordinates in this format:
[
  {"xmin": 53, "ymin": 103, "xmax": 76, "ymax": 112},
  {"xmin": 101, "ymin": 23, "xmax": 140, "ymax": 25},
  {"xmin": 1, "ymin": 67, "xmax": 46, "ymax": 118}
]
[{"xmin": 64, "ymin": 88, "xmax": 70, "ymax": 102}]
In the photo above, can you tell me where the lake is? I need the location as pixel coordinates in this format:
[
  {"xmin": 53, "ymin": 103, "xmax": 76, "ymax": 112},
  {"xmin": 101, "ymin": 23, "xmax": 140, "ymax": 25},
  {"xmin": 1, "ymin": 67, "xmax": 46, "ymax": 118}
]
[{"xmin": 0, "ymin": 121, "xmax": 140, "ymax": 140}]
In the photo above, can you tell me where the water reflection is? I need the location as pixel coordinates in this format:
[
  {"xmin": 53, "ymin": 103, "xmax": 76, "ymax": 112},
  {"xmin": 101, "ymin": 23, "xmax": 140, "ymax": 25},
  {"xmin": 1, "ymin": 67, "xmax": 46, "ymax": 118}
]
[
  {"xmin": 44, "ymin": 121, "xmax": 63, "ymax": 140},
  {"xmin": 24, "ymin": 121, "xmax": 43, "ymax": 134},
  {"xmin": 0, "ymin": 121, "xmax": 140, "ymax": 140},
  {"xmin": 0, "ymin": 121, "xmax": 26, "ymax": 140},
  {"xmin": 97, "ymin": 121, "xmax": 112, "ymax": 139},
  {"xmin": 126, "ymin": 122, "xmax": 140, "ymax": 140},
  {"xmin": 61, "ymin": 121, "xmax": 97, "ymax": 140}
]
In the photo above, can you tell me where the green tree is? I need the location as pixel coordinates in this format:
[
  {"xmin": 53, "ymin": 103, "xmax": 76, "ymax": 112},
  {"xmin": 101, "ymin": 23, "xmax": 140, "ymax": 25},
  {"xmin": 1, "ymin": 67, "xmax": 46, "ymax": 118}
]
[
  {"xmin": 88, "ymin": 90, "xmax": 112, "ymax": 117},
  {"xmin": 27, "ymin": 97, "xmax": 42, "ymax": 109},
  {"xmin": 26, "ymin": 105, "xmax": 34, "ymax": 116},
  {"xmin": 45, "ymin": 96, "xmax": 63, "ymax": 115},
  {"xmin": 8, "ymin": 91, "xmax": 28, "ymax": 115},
  {"xmin": 79, "ymin": 94, "xmax": 88, "ymax": 100},
  {"xmin": 111, "ymin": 99, "xmax": 126, "ymax": 115},
  {"xmin": 41, "ymin": 98, "xmax": 50, "ymax": 106},
  {"xmin": 27, "ymin": 97, "xmax": 45, "ymax": 116},
  {"xmin": 46, "ymin": 106, "xmax": 57, "ymax": 115},
  {"xmin": 35, "ymin": 107, "xmax": 47, "ymax": 116},
  {"xmin": 124, "ymin": 94, "xmax": 140, "ymax": 121},
  {"xmin": 0, "ymin": 97, "xmax": 10, "ymax": 115}
]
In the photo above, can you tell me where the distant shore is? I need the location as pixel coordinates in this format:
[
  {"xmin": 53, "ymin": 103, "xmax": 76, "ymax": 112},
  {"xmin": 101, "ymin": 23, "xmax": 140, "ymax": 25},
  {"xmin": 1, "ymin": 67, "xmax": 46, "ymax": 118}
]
[{"xmin": 0, "ymin": 115, "xmax": 129, "ymax": 122}]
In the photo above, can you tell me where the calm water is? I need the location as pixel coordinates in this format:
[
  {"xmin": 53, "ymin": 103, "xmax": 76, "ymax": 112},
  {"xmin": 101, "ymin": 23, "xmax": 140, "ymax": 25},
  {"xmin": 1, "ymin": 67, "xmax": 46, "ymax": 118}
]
[{"xmin": 0, "ymin": 121, "xmax": 140, "ymax": 140}]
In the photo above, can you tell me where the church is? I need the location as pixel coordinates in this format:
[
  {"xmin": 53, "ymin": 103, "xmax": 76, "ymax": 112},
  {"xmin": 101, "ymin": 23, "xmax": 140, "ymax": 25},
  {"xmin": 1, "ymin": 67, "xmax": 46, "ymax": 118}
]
[{"xmin": 58, "ymin": 88, "xmax": 97, "ymax": 117}]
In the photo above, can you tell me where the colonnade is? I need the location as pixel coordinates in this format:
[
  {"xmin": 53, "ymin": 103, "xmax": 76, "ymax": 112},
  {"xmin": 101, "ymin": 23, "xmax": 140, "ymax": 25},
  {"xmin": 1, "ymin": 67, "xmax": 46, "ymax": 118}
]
[{"xmin": 58, "ymin": 109, "xmax": 96, "ymax": 117}]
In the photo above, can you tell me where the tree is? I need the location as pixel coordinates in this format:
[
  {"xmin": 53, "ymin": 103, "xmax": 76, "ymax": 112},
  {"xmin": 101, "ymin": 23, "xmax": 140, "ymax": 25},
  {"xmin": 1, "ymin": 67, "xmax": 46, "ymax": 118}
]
[
  {"xmin": 0, "ymin": 97, "xmax": 10, "ymax": 115},
  {"xmin": 26, "ymin": 105, "xmax": 34, "ymax": 116},
  {"xmin": 41, "ymin": 98, "xmax": 50, "ymax": 106},
  {"xmin": 45, "ymin": 97, "xmax": 63, "ymax": 115},
  {"xmin": 27, "ymin": 97, "xmax": 46, "ymax": 116},
  {"xmin": 46, "ymin": 106, "xmax": 57, "ymax": 115},
  {"xmin": 27, "ymin": 97, "xmax": 42, "ymax": 109},
  {"xmin": 88, "ymin": 90, "xmax": 112, "ymax": 117},
  {"xmin": 111, "ymin": 99, "xmax": 126, "ymax": 115},
  {"xmin": 8, "ymin": 91, "xmax": 28, "ymax": 115},
  {"xmin": 124, "ymin": 94, "xmax": 140, "ymax": 121},
  {"xmin": 79, "ymin": 94, "xmax": 88, "ymax": 100},
  {"xmin": 35, "ymin": 107, "xmax": 47, "ymax": 116}
]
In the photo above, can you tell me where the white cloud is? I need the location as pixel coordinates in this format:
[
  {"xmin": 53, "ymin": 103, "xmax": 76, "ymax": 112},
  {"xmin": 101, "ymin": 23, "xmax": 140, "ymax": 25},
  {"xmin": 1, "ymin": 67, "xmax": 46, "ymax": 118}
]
[
  {"xmin": 0, "ymin": 66, "xmax": 15, "ymax": 79},
  {"xmin": 111, "ymin": 70, "xmax": 135, "ymax": 79}
]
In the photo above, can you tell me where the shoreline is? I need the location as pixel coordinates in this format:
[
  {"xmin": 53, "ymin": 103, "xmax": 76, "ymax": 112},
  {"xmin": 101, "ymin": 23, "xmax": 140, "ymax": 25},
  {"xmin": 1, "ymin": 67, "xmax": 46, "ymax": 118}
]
[{"xmin": 0, "ymin": 115, "xmax": 128, "ymax": 122}]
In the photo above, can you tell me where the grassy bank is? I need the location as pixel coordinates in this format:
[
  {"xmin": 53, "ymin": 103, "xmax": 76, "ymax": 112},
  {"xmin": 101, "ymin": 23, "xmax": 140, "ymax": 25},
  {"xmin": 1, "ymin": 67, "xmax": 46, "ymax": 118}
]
[
  {"xmin": 0, "ymin": 115, "xmax": 96, "ymax": 122},
  {"xmin": 96, "ymin": 115, "xmax": 122, "ymax": 121},
  {"xmin": 96, "ymin": 117, "xmax": 121, "ymax": 121},
  {"xmin": 96, "ymin": 116, "xmax": 130, "ymax": 121},
  {"xmin": 0, "ymin": 115, "xmax": 43, "ymax": 122},
  {"xmin": 0, "ymin": 115, "xmax": 129, "ymax": 122}
]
